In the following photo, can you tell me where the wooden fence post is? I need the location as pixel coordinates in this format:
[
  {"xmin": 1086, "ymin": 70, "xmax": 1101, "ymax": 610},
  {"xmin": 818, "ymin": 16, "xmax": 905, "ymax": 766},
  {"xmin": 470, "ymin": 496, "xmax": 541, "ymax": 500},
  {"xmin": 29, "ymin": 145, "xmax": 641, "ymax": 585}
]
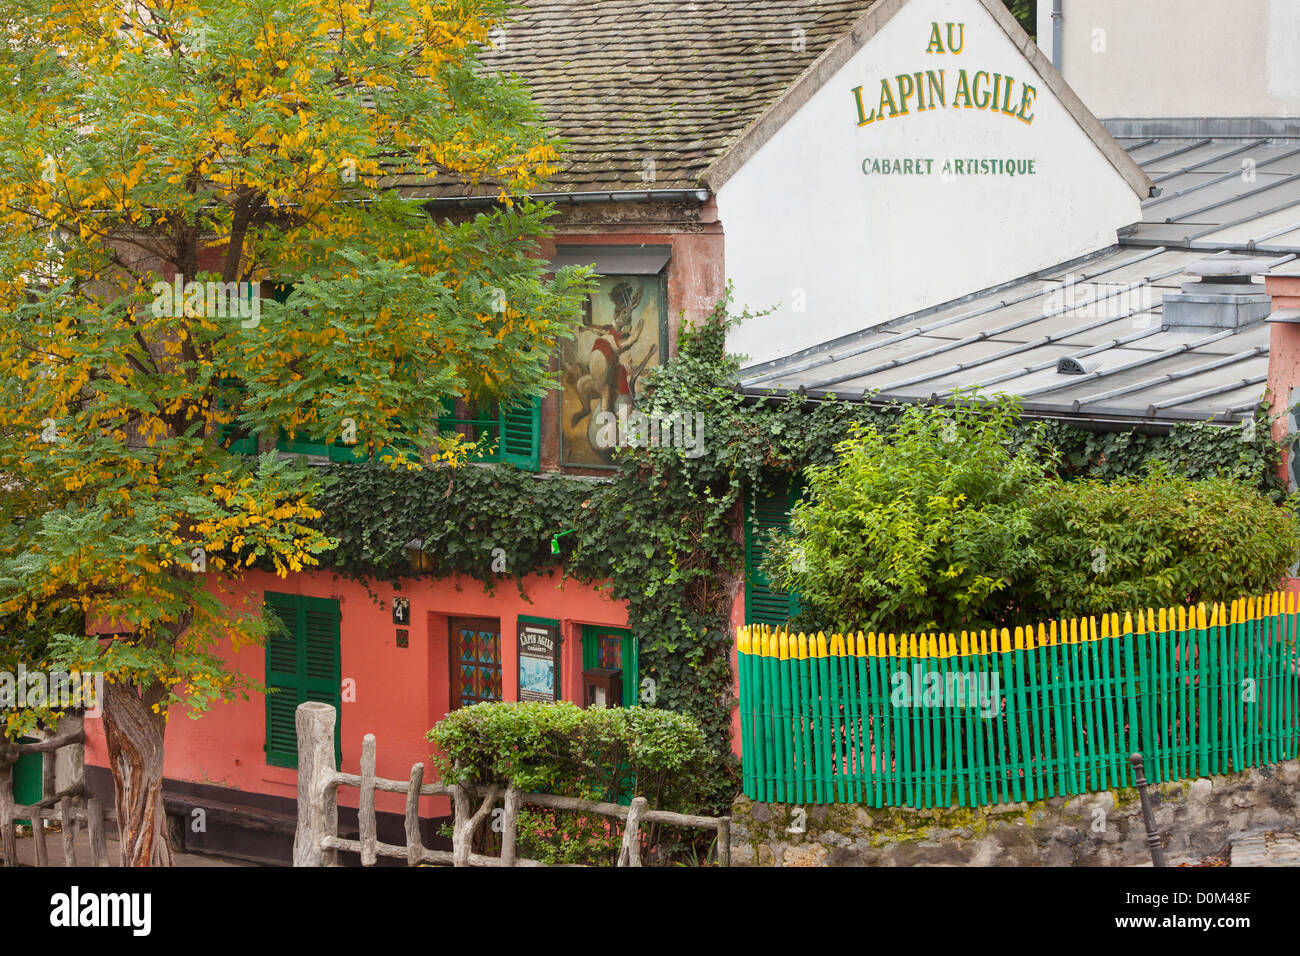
[
  {"xmin": 717, "ymin": 817, "xmax": 731, "ymax": 867},
  {"xmin": 404, "ymin": 764, "xmax": 425, "ymax": 866},
  {"xmin": 451, "ymin": 783, "xmax": 500, "ymax": 867},
  {"xmin": 500, "ymin": 785, "xmax": 522, "ymax": 867},
  {"xmin": 58, "ymin": 797, "xmax": 76, "ymax": 866},
  {"xmin": 0, "ymin": 762, "xmax": 15, "ymax": 867},
  {"xmin": 32, "ymin": 809, "xmax": 49, "ymax": 866},
  {"xmin": 293, "ymin": 702, "xmax": 339, "ymax": 867},
  {"xmin": 616, "ymin": 796, "xmax": 648, "ymax": 867},
  {"xmin": 359, "ymin": 734, "xmax": 378, "ymax": 866},
  {"xmin": 87, "ymin": 798, "xmax": 110, "ymax": 867}
]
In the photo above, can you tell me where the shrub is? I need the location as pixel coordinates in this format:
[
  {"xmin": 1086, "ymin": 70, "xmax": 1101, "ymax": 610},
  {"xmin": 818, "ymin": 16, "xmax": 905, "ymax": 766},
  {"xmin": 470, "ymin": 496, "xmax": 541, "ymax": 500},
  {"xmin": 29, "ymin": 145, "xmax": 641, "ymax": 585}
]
[
  {"xmin": 1022, "ymin": 464, "xmax": 1300, "ymax": 619},
  {"xmin": 427, "ymin": 701, "xmax": 718, "ymax": 865},
  {"xmin": 765, "ymin": 396, "xmax": 1047, "ymax": 634},
  {"xmin": 764, "ymin": 398, "xmax": 1300, "ymax": 633}
]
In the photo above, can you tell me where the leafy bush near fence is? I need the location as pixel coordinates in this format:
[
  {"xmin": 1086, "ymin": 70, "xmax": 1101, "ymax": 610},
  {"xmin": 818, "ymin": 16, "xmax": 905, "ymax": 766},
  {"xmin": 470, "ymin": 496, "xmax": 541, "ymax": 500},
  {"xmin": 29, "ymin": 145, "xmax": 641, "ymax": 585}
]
[
  {"xmin": 764, "ymin": 396, "xmax": 1048, "ymax": 634},
  {"xmin": 765, "ymin": 400, "xmax": 1300, "ymax": 635},
  {"xmin": 1024, "ymin": 466, "xmax": 1300, "ymax": 619},
  {"xmin": 428, "ymin": 701, "xmax": 718, "ymax": 865}
]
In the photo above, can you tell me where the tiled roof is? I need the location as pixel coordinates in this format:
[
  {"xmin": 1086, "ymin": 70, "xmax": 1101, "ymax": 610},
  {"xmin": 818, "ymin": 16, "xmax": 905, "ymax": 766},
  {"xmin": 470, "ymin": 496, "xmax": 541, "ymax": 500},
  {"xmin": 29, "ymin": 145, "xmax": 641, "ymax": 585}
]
[
  {"xmin": 740, "ymin": 122, "xmax": 1300, "ymax": 425},
  {"xmin": 408, "ymin": 0, "xmax": 877, "ymax": 198}
]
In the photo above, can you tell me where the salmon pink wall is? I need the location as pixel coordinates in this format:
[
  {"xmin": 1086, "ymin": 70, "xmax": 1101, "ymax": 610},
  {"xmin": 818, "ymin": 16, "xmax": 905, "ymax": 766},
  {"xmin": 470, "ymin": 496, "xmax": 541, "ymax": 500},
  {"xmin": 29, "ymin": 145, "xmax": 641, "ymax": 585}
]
[{"xmin": 84, "ymin": 568, "xmax": 628, "ymax": 817}]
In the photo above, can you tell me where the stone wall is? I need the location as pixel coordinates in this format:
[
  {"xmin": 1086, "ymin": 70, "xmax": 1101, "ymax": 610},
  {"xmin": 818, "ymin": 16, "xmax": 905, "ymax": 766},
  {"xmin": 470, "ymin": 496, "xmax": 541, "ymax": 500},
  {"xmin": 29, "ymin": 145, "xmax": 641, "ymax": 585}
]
[{"xmin": 729, "ymin": 760, "xmax": 1300, "ymax": 866}]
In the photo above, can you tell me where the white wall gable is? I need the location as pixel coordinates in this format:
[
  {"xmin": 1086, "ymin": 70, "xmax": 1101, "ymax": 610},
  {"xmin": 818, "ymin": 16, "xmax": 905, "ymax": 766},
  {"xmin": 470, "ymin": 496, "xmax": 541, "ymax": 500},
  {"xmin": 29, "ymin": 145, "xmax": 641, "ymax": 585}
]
[{"xmin": 717, "ymin": 0, "xmax": 1145, "ymax": 368}]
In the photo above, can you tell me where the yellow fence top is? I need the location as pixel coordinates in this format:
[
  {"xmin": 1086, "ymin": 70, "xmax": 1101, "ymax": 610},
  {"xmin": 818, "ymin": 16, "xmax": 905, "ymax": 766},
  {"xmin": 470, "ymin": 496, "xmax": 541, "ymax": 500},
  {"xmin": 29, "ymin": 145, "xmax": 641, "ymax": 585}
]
[{"xmin": 735, "ymin": 591, "xmax": 1296, "ymax": 659}]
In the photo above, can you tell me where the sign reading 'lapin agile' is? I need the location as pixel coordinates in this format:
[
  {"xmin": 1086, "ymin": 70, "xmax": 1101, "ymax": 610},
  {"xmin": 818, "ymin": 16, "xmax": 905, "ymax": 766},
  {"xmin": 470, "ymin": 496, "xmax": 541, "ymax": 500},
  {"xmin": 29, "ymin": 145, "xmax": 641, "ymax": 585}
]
[
  {"xmin": 852, "ymin": 22, "xmax": 1038, "ymax": 126},
  {"xmin": 852, "ymin": 22, "xmax": 1039, "ymax": 180}
]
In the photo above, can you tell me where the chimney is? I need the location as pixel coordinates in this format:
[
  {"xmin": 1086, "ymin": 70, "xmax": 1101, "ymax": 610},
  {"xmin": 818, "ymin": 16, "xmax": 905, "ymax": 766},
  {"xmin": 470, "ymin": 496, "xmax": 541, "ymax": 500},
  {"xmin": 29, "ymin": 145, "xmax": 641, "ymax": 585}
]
[
  {"xmin": 1162, "ymin": 255, "xmax": 1273, "ymax": 330},
  {"xmin": 1262, "ymin": 261, "xmax": 1300, "ymax": 489}
]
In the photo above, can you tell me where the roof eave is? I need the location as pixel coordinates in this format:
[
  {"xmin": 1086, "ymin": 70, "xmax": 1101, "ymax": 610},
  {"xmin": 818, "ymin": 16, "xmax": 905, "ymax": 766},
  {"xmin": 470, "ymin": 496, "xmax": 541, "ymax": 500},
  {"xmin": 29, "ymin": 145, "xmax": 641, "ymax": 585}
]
[{"xmin": 739, "ymin": 385, "xmax": 1251, "ymax": 427}]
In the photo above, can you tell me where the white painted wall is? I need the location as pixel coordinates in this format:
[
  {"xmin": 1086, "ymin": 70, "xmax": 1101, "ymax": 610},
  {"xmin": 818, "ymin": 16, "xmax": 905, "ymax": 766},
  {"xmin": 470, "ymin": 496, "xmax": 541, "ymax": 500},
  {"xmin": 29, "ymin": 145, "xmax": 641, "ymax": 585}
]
[
  {"xmin": 1036, "ymin": 0, "xmax": 1300, "ymax": 118},
  {"xmin": 720, "ymin": 0, "xmax": 1142, "ymax": 367}
]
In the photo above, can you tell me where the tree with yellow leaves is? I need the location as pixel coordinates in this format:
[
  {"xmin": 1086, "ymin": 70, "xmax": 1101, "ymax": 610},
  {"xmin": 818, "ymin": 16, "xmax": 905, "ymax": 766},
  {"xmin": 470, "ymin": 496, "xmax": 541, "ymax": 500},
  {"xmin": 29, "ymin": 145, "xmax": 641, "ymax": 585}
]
[{"xmin": 0, "ymin": 0, "xmax": 590, "ymax": 865}]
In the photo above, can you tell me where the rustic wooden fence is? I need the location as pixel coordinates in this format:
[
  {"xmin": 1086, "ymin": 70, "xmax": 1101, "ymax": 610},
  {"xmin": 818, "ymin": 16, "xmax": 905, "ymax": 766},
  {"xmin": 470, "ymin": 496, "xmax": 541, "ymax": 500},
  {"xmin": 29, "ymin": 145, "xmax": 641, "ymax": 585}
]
[
  {"xmin": 293, "ymin": 701, "xmax": 731, "ymax": 867},
  {"xmin": 0, "ymin": 713, "xmax": 114, "ymax": 866},
  {"xmin": 739, "ymin": 592, "xmax": 1300, "ymax": 809}
]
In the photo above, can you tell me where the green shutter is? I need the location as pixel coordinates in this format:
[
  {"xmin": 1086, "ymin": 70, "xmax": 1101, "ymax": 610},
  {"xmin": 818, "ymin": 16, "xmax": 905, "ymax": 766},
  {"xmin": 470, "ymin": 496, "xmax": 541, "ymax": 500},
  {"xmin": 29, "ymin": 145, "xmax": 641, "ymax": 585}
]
[
  {"xmin": 264, "ymin": 591, "xmax": 341, "ymax": 768},
  {"xmin": 743, "ymin": 477, "xmax": 804, "ymax": 627},
  {"xmin": 499, "ymin": 396, "xmax": 541, "ymax": 472}
]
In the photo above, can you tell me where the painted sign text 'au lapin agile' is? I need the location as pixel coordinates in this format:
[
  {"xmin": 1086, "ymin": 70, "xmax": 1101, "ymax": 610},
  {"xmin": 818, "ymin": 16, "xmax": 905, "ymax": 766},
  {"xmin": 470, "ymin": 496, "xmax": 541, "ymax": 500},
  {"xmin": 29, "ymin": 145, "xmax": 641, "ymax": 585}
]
[{"xmin": 852, "ymin": 22, "xmax": 1038, "ymax": 179}]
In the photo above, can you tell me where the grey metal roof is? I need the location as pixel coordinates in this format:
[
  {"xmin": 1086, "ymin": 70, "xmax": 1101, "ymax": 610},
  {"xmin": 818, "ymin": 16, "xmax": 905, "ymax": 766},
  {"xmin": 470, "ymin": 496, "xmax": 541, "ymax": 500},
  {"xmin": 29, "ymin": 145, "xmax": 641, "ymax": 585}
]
[{"xmin": 740, "ymin": 122, "xmax": 1300, "ymax": 426}]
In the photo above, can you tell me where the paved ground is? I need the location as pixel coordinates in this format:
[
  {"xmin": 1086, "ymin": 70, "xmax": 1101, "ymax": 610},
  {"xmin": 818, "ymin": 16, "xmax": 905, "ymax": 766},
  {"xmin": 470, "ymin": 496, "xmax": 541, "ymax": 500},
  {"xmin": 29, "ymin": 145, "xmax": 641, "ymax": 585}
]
[
  {"xmin": 1229, "ymin": 831, "xmax": 1300, "ymax": 867},
  {"xmin": 3, "ymin": 821, "xmax": 254, "ymax": 867}
]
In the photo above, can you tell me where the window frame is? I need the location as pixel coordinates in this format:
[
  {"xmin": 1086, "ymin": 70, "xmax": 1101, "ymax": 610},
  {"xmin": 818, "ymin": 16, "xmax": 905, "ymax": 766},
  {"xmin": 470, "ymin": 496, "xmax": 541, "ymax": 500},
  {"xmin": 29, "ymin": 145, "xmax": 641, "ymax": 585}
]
[{"xmin": 580, "ymin": 624, "xmax": 638, "ymax": 707}]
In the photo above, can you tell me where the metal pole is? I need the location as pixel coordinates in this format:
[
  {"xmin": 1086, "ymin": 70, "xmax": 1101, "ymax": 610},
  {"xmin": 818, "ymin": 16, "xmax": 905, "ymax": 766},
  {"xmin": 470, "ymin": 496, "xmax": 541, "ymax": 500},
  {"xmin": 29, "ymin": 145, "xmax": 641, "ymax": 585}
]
[
  {"xmin": 1052, "ymin": 0, "xmax": 1064, "ymax": 72},
  {"xmin": 1129, "ymin": 752, "xmax": 1165, "ymax": 867}
]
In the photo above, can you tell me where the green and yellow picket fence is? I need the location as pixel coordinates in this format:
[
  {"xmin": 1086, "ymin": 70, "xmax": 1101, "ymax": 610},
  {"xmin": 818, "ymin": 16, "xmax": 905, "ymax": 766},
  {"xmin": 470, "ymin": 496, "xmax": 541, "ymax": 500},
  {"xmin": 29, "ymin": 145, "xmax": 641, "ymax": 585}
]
[{"xmin": 737, "ymin": 593, "xmax": 1300, "ymax": 808}]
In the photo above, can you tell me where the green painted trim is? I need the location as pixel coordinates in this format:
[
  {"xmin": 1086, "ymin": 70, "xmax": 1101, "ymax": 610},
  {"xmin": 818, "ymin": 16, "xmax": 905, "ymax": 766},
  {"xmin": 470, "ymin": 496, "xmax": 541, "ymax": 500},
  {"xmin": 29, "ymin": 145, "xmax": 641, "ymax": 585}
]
[{"xmin": 518, "ymin": 614, "xmax": 561, "ymax": 628}]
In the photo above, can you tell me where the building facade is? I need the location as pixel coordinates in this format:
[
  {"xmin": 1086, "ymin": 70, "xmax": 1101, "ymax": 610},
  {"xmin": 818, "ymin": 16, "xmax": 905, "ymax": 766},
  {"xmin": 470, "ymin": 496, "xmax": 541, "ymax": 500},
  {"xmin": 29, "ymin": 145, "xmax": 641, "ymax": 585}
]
[{"xmin": 80, "ymin": 0, "xmax": 1300, "ymax": 862}]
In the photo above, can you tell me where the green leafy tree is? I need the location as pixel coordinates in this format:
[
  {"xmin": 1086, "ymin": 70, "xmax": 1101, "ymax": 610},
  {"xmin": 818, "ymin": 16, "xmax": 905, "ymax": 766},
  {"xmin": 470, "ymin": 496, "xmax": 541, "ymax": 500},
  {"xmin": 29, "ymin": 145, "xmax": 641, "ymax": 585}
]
[
  {"xmin": 0, "ymin": 0, "xmax": 590, "ymax": 865},
  {"xmin": 764, "ymin": 397, "xmax": 1047, "ymax": 634}
]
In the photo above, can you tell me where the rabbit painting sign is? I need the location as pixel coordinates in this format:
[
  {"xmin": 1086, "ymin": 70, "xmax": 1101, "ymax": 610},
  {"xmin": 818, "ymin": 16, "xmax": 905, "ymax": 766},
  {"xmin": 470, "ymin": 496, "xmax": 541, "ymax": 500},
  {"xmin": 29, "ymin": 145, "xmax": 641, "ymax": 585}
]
[{"xmin": 560, "ymin": 274, "xmax": 665, "ymax": 467}]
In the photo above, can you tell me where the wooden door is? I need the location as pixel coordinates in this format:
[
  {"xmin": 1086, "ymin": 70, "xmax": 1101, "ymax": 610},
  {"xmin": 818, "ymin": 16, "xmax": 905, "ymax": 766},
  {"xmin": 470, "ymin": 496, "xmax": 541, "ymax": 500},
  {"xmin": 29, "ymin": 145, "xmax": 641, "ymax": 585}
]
[{"xmin": 449, "ymin": 617, "xmax": 503, "ymax": 710}]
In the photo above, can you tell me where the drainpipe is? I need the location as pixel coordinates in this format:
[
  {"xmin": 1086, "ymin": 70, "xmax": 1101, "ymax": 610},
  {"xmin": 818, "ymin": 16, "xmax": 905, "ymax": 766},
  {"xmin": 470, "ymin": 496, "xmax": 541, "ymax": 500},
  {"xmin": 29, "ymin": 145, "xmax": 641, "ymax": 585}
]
[{"xmin": 1052, "ymin": 0, "xmax": 1064, "ymax": 72}]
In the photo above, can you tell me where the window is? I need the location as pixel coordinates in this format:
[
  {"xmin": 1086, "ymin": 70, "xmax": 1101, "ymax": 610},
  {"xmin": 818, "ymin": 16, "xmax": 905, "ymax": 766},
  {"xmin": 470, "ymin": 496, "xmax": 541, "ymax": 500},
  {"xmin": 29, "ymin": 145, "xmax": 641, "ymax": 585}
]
[
  {"xmin": 436, "ymin": 396, "xmax": 541, "ymax": 472},
  {"xmin": 581, "ymin": 625, "xmax": 638, "ymax": 706},
  {"xmin": 261, "ymin": 393, "xmax": 540, "ymax": 471},
  {"xmin": 743, "ymin": 476, "xmax": 804, "ymax": 627},
  {"xmin": 223, "ymin": 278, "xmax": 543, "ymax": 471},
  {"xmin": 449, "ymin": 617, "xmax": 503, "ymax": 709},
  {"xmin": 264, "ymin": 592, "xmax": 341, "ymax": 768}
]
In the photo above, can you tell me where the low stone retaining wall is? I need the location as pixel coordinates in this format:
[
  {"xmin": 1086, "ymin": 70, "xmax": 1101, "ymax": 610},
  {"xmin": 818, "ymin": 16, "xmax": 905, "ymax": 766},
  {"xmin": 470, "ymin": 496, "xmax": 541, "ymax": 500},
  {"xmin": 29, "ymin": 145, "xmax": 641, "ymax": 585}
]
[{"xmin": 729, "ymin": 760, "xmax": 1300, "ymax": 866}]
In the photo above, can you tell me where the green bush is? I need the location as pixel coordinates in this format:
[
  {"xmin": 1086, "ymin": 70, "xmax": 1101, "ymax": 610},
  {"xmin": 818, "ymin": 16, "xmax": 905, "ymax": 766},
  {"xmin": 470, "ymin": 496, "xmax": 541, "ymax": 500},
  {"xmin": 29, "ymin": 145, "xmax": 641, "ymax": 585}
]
[
  {"xmin": 427, "ymin": 701, "xmax": 718, "ymax": 865},
  {"xmin": 1023, "ymin": 464, "xmax": 1300, "ymax": 619},
  {"xmin": 766, "ymin": 401, "xmax": 1300, "ymax": 634},
  {"xmin": 766, "ymin": 396, "xmax": 1047, "ymax": 634}
]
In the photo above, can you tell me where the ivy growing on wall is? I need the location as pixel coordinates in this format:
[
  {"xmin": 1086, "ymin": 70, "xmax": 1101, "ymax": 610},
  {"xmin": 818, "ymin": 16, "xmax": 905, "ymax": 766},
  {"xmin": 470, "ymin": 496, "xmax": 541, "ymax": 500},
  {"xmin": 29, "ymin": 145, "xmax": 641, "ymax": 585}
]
[{"xmin": 307, "ymin": 290, "xmax": 1290, "ymax": 808}]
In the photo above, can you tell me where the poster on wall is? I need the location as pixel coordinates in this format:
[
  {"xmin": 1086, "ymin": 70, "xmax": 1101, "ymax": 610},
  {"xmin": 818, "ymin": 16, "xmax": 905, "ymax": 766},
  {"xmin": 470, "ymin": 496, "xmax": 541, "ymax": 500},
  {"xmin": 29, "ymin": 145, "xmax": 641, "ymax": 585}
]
[
  {"xmin": 517, "ymin": 618, "xmax": 561, "ymax": 703},
  {"xmin": 560, "ymin": 274, "xmax": 664, "ymax": 467}
]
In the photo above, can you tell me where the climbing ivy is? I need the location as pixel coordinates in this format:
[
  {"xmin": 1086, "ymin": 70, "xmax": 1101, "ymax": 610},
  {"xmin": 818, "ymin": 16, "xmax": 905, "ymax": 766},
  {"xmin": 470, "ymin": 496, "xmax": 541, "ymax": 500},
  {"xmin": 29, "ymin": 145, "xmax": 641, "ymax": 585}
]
[
  {"xmin": 308, "ymin": 462, "xmax": 597, "ymax": 592},
  {"xmin": 306, "ymin": 289, "xmax": 1291, "ymax": 808}
]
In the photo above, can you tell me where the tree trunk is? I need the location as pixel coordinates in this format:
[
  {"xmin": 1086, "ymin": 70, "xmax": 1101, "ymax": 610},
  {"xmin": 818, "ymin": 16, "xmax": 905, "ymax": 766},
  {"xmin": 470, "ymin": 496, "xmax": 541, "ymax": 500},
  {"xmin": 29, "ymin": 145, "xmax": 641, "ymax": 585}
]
[{"xmin": 102, "ymin": 680, "xmax": 173, "ymax": 866}]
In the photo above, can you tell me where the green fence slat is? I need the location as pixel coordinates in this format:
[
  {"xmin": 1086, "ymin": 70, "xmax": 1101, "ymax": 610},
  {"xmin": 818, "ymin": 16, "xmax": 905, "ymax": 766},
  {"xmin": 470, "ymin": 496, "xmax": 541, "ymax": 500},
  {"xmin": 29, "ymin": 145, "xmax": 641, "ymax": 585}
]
[
  {"xmin": 739, "ymin": 649, "xmax": 752, "ymax": 797},
  {"xmin": 1121, "ymin": 625, "xmax": 1139, "ymax": 788},
  {"xmin": 1268, "ymin": 601, "xmax": 1281, "ymax": 766},
  {"xmin": 1195, "ymin": 612, "xmax": 1210, "ymax": 778},
  {"xmin": 775, "ymin": 651, "xmax": 791, "ymax": 804},
  {"xmin": 876, "ymin": 647, "xmax": 894, "ymax": 807},
  {"xmin": 843, "ymin": 641, "xmax": 863, "ymax": 803}
]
